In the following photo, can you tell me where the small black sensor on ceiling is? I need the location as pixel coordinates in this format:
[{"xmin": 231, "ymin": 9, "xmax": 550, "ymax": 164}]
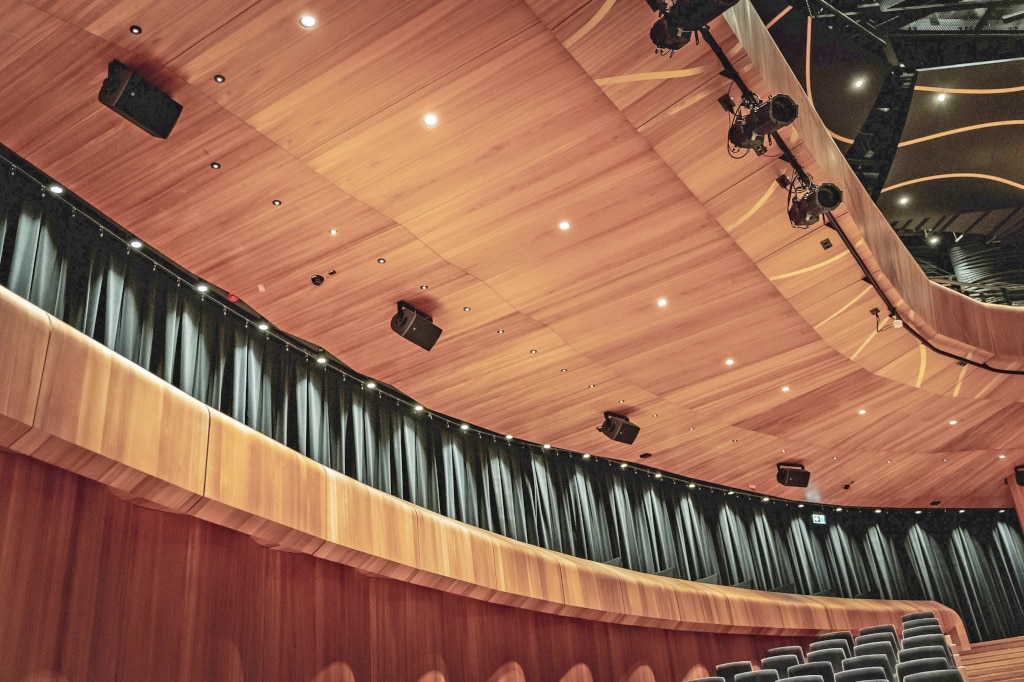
[{"xmin": 639, "ymin": 452, "xmax": 653, "ymax": 459}]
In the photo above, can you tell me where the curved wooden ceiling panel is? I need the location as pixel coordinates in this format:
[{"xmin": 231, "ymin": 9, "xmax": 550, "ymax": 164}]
[{"xmin": 2, "ymin": 0, "xmax": 1023, "ymax": 509}]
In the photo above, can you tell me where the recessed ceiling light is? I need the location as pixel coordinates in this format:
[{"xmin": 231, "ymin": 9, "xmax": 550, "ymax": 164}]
[
  {"xmin": 943, "ymin": 458, "xmax": 948, "ymax": 462},
  {"xmin": 530, "ymin": 349, "xmax": 537, "ymax": 354},
  {"xmin": 365, "ymin": 381, "xmax": 376, "ymax": 389},
  {"xmin": 558, "ymin": 221, "xmax": 571, "ymax": 231},
  {"xmin": 618, "ymin": 399, "xmax": 624, "ymax": 403},
  {"xmin": 213, "ymin": 74, "xmax": 225, "ymax": 83},
  {"xmin": 936, "ymin": 92, "xmax": 947, "ymax": 102},
  {"xmin": 316, "ymin": 357, "xmax": 327, "ymax": 364},
  {"xmin": 688, "ymin": 427, "xmax": 694, "ymax": 431},
  {"xmin": 886, "ymin": 459, "xmax": 891, "ymax": 463},
  {"xmin": 423, "ymin": 113, "xmax": 438, "ymax": 127},
  {"xmin": 657, "ymin": 298, "xmax": 667, "ymax": 307},
  {"xmin": 854, "ymin": 78, "xmax": 864, "ymax": 88},
  {"xmin": 48, "ymin": 184, "xmax": 63, "ymax": 194},
  {"xmin": 329, "ymin": 229, "xmax": 337, "ymax": 235},
  {"xmin": 899, "ymin": 197, "xmax": 909, "ymax": 205},
  {"xmin": 420, "ymin": 285, "xmax": 429, "ymax": 290},
  {"xmin": 858, "ymin": 409, "xmax": 867, "ymax": 415},
  {"xmin": 257, "ymin": 323, "xmax": 269, "ymax": 331},
  {"xmin": 999, "ymin": 454, "xmax": 1006, "ymax": 459},
  {"xmin": 210, "ymin": 162, "xmax": 220, "ymax": 169},
  {"xmin": 725, "ymin": 358, "xmax": 735, "ymax": 365},
  {"xmin": 129, "ymin": 25, "xmax": 142, "ymax": 34},
  {"xmin": 652, "ymin": 413, "xmax": 658, "ymax": 418},
  {"xmin": 588, "ymin": 384, "xmax": 595, "ymax": 388},
  {"xmin": 460, "ymin": 424, "xmax": 469, "ymax": 431},
  {"xmin": 299, "ymin": 15, "xmax": 317, "ymax": 28},
  {"xmin": 560, "ymin": 368, "xmax": 567, "ymax": 373},
  {"xmin": 782, "ymin": 386, "xmax": 790, "ymax": 392},
  {"xmin": 582, "ymin": 453, "xmax": 591, "ymax": 460},
  {"xmin": 731, "ymin": 439, "xmax": 738, "ymax": 443},
  {"xmin": 272, "ymin": 199, "xmax": 282, "ymax": 206},
  {"xmin": 197, "ymin": 284, "xmax": 209, "ymax": 293},
  {"xmin": 129, "ymin": 240, "xmax": 142, "ymax": 249},
  {"xmin": 833, "ymin": 456, "xmax": 838, "ymax": 460},
  {"xmin": 505, "ymin": 434, "xmax": 513, "ymax": 440},
  {"xmin": 949, "ymin": 420, "xmax": 957, "ymax": 425},
  {"xmin": 377, "ymin": 258, "xmax": 386, "ymax": 264},
  {"xmin": 413, "ymin": 404, "xmax": 424, "ymax": 412},
  {"xmin": 463, "ymin": 306, "xmax": 471, "ymax": 312}
]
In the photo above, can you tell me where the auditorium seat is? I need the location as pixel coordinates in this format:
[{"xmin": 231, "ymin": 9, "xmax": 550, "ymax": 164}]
[
  {"xmin": 843, "ymin": 653, "xmax": 895, "ymax": 681},
  {"xmin": 717, "ymin": 661, "xmax": 755, "ymax": 682},
  {"xmin": 787, "ymin": 661, "xmax": 836, "ymax": 682},
  {"xmin": 901, "ymin": 625, "xmax": 942, "ymax": 640},
  {"xmin": 859, "ymin": 624, "xmax": 897, "ymax": 637},
  {"xmin": 897, "ymin": 646, "xmax": 949, "ymax": 664},
  {"xmin": 901, "ymin": 612, "xmax": 935, "ymax": 624},
  {"xmin": 736, "ymin": 671, "xmax": 779, "ymax": 682},
  {"xmin": 690, "ymin": 677, "xmax": 726, "ymax": 682},
  {"xmin": 853, "ymin": 641, "xmax": 897, "ymax": 670},
  {"xmin": 762, "ymin": 654, "xmax": 801, "ymax": 678},
  {"xmin": 767, "ymin": 645, "xmax": 805, "ymax": 663},
  {"xmin": 902, "ymin": 671, "xmax": 963, "ymax": 682},
  {"xmin": 900, "ymin": 635, "xmax": 953, "ymax": 667},
  {"xmin": 778, "ymin": 676, "xmax": 826, "ymax": 682},
  {"xmin": 895, "ymin": 658, "xmax": 949, "ymax": 680},
  {"xmin": 901, "ymin": 618, "xmax": 939, "ymax": 632},
  {"xmin": 818, "ymin": 631, "xmax": 856, "ymax": 651},
  {"xmin": 834, "ymin": 667, "xmax": 889, "ymax": 682},
  {"xmin": 856, "ymin": 632, "xmax": 899, "ymax": 655},
  {"xmin": 811, "ymin": 639, "xmax": 852, "ymax": 658},
  {"xmin": 807, "ymin": 648, "xmax": 846, "ymax": 673}
]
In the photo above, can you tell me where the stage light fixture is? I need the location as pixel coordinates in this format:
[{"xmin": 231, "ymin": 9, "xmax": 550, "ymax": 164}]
[
  {"xmin": 787, "ymin": 181, "xmax": 843, "ymax": 228},
  {"xmin": 598, "ymin": 411, "xmax": 640, "ymax": 445},
  {"xmin": 646, "ymin": 0, "xmax": 740, "ymax": 53},
  {"xmin": 727, "ymin": 94, "xmax": 798, "ymax": 156}
]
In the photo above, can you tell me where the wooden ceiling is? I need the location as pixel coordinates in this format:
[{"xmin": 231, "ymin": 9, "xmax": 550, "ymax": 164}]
[{"xmin": 2, "ymin": 0, "xmax": 1023, "ymax": 508}]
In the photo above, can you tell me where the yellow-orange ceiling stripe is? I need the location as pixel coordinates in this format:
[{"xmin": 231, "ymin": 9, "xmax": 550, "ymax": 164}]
[
  {"xmin": 814, "ymin": 285, "xmax": 874, "ymax": 329},
  {"xmin": 850, "ymin": 327, "xmax": 877, "ymax": 361},
  {"xmin": 916, "ymin": 85, "xmax": 1024, "ymax": 95},
  {"xmin": 952, "ymin": 360, "xmax": 971, "ymax": 398},
  {"xmin": 726, "ymin": 180, "xmax": 778, "ymax": 233},
  {"xmin": 595, "ymin": 67, "xmax": 707, "ymax": 86},
  {"xmin": 765, "ymin": 6, "xmax": 792, "ymax": 30},
  {"xmin": 899, "ymin": 121, "xmax": 1024, "ymax": 147},
  {"xmin": 916, "ymin": 345, "xmax": 928, "ymax": 388},
  {"xmin": 882, "ymin": 174, "xmax": 1024, "ymax": 193},
  {"xmin": 769, "ymin": 250, "xmax": 850, "ymax": 281},
  {"xmin": 564, "ymin": 0, "xmax": 617, "ymax": 48}
]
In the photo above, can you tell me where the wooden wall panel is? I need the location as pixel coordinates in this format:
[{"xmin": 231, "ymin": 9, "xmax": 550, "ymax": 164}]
[
  {"xmin": 0, "ymin": 287, "xmax": 49, "ymax": 447},
  {"xmin": 8, "ymin": 313, "xmax": 208, "ymax": 512},
  {"xmin": 2, "ymin": 449, "xmax": 817, "ymax": 681}
]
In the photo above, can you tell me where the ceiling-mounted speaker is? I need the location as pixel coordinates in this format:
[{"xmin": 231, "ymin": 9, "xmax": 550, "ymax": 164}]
[
  {"xmin": 777, "ymin": 462, "xmax": 810, "ymax": 488},
  {"xmin": 99, "ymin": 60, "xmax": 182, "ymax": 139},
  {"xmin": 599, "ymin": 412, "xmax": 640, "ymax": 445},
  {"xmin": 1015, "ymin": 465, "xmax": 1024, "ymax": 487},
  {"xmin": 391, "ymin": 300, "xmax": 442, "ymax": 351}
]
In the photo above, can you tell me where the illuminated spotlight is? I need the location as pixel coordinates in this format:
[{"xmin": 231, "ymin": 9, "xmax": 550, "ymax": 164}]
[
  {"xmin": 196, "ymin": 284, "xmax": 209, "ymax": 293},
  {"xmin": 257, "ymin": 323, "xmax": 269, "ymax": 331},
  {"xmin": 129, "ymin": 240, "xmax": 142, "ymax": 249},
  {"xmin": 423, "ymin": 113, "xmax": 438, "ymax": 127},
  {"xmin": 48, "ymin": 184, "xmax": 64, "ymax": 194},
  {"xmin": 788, "ymin": 182, "xmax": 843, "ymax": 228},
  {"xmin": 728, "ymin": 94, "xmax": 798, "ymax": 156},
  {"xmin": 899, "ymin": 196, "xmax": 909, "ymax": 205},
  {"xmin": 929, "ymin": 234, "xmax": 941, "ymax": 245},
  {"xmin": 460, "ymin": 423, "xmax": 469, "ymax": 431},
  {"xmin": 299, "ymin": 15, "xmax": 316, "ymax": 28},
  {"xmin": 365, "ymin": 381, "xmax": 376, "ymax": 389},
  {"xmin": 854, "ymin": 78, "xmax": 865, "ymax": 88},
  {"xmin": 648, "ymin": 0, "xmax": 740, "ymax": 52},
  {"xmin": 687, "ymin": 482, "xmax": 696, "ymax": 489},
  {"xmin": 582, "ymin": 453, "xmax": 591, "ymax": 460},
  {"xmin": 937, "ymin": 92, "xmax": 947, "ymax": 102},
  {"xmin": 505, "ymin": 434, "xmax": 513, "ymax": 441},
  {"xmin": 620, "ymin": 462, "xmax": 628, "ymax": 469},
  {"xmin": 316, "ymin": 356, "xmax": 327, "ymax": 364},
  {"xmin": 413, "ymin": 404, "xmax": 424, "ymax": 412}
]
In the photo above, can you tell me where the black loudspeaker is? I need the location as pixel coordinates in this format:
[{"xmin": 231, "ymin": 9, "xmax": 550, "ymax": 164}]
[
  {"xmin": 1015, "ymin": 466, "xmax": 1024, "ymax": 486},
  {"xmin": 599, "ymin": 412, "xmax": 640, "ymax": 445},
  {"xmin": 777, "ymin": 463, "xmax": 810, "ymax": 487},
  {"xmin": 99, "ymin": 61, "xmax": 183, "ymax": 139},
  {"xmin": 391, "ymin": 301, "xmax": 442, "ymax": 351}
]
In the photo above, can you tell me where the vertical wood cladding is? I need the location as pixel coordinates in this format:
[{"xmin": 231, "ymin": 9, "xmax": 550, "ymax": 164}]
[{"xmin": 0, "ymin": 449, "xmax": 793, "ymax": 681}]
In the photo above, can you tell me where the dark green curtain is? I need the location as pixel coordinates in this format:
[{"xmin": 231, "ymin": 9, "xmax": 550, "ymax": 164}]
[{"xmin": 4, "ymin": 154, "xmax": 1024, "ymax": 643}]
